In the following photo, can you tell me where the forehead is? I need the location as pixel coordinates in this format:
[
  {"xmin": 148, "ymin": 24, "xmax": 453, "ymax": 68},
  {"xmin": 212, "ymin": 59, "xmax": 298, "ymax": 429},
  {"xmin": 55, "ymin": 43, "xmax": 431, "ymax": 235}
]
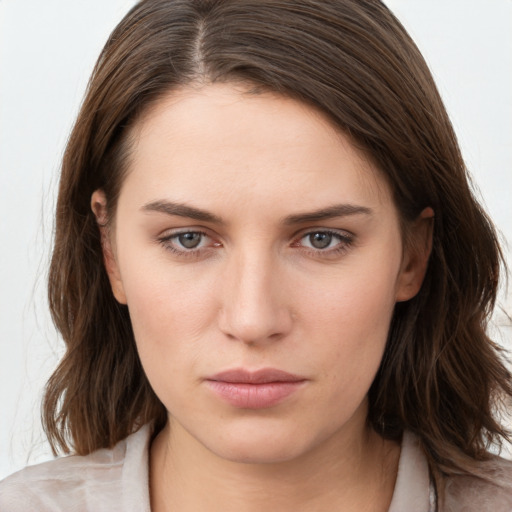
[{"xmin": 122, "ymin": 83, "xmax": 394, "ymax": 216}]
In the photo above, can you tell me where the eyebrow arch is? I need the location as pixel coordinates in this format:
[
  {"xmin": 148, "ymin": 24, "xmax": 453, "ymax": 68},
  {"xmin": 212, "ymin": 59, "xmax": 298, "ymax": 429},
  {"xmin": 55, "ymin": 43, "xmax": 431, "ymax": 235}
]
[
  {"xmin": 142, "ymin": 200, "xmax": 373, "ymax": 226},
  {"xmin": 142, "ymin": 200, "xmax": 225, "ymax": 224},
  {"xmin": 282, "ymin": 204, "xmax": 373, "ymax": 225}
]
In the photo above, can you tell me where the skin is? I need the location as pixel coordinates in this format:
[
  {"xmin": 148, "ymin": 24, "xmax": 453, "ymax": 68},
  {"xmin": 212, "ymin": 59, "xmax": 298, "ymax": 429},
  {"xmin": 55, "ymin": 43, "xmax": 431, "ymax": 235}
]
[{"xmin": 92, "ymin": 82, "xmax": 433, "ymax": 511}]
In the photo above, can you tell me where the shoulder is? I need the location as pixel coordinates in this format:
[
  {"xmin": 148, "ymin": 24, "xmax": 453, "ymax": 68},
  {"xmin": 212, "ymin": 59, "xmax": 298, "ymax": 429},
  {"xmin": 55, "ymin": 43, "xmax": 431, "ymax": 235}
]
[
  {"xmin": 443, "ymin": 457, "xmax": 512, "ymax": 512},
  {"xmin": 0, "ymin": 424, "xmax": 152, "ymax": 512}
]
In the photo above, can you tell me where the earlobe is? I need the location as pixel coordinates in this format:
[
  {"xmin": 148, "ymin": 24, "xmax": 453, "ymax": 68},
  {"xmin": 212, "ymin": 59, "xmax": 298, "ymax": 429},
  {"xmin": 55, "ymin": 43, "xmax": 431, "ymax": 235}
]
[
  {"xmin": 395, "ymin": 207, "xmax": 434, "ymax": 302},
  {"xmin": 91, "ymin": 190, "xmax": 127, "ymax": 305}
]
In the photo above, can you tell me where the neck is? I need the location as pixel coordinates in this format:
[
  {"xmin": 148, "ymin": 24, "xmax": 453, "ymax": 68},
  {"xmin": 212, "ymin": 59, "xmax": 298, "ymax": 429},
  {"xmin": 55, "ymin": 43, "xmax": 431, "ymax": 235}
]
[{"xmin": 149, "ymin": 413, "xmax": 400, "ymax": 512}]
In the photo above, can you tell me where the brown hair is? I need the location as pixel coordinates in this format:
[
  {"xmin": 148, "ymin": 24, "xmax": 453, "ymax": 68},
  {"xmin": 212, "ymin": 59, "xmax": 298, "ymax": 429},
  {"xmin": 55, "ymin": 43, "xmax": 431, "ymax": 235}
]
[{"xmin": 44, "ymin": 0, "xmax": 511, "ymax": 482}]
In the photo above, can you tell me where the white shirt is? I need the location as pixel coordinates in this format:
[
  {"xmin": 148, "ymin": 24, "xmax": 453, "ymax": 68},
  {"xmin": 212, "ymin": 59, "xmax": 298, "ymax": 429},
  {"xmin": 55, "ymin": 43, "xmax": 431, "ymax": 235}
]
[{"xmin": 1, "ymin": 424, "xmax": 510, "ymax": 511}]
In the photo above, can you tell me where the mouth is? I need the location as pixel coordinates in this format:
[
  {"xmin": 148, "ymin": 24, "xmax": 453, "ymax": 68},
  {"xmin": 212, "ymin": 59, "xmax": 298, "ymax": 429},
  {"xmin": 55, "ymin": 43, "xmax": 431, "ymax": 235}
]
[{"xmin": 205, "ymin": 368, "xmax": 307, "ymax": 409}]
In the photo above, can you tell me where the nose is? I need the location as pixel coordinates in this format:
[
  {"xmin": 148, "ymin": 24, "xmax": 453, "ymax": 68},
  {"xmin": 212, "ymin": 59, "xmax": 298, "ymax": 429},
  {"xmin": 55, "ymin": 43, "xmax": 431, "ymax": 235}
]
[{"xmin": 217, "ymin": 249, "xmax": 294, "ymax": 345}]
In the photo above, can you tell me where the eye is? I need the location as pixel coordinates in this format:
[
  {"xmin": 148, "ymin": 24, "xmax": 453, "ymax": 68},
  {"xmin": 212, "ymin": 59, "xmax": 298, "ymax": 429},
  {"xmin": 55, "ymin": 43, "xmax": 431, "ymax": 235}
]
[
  {"xmin": 158, "ymin": 230, "xmax": 221, "ymax": 257},
  {"xmin": 295, "ymin": 230, "xmax": 354, "ymax": 254}
]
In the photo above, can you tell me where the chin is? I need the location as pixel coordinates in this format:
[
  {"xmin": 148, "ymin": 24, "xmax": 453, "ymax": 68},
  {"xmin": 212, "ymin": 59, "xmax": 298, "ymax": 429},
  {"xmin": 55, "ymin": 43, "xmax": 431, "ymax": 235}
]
[
  {"xmin": 198, "ymin": 421, "xmax": 322, "ymax": 465},
  {"xmin": 211, "ymin": 438, "xmax": 307, "ymax": 465}
]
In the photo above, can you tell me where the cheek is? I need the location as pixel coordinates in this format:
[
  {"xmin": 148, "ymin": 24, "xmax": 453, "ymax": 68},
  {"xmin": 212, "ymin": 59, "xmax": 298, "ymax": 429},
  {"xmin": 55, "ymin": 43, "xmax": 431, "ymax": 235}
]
[
  {"xmin": 301, "ymin": 260, "xmax": 398, "ymax": 340},
  {"xmin": 297, "ymin": 258, "xmax": 399, "ymax": 388},
  {"xmin": 118, "ymin": 256, "xmax": 218, "ymax": 382}
]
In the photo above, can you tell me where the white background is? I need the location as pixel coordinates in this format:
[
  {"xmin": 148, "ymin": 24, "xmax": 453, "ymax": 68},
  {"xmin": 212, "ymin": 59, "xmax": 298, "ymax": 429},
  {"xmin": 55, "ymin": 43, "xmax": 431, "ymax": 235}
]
[{"xmin": 1, "ymin": 0, "xmax": 511, "ymax": 479}]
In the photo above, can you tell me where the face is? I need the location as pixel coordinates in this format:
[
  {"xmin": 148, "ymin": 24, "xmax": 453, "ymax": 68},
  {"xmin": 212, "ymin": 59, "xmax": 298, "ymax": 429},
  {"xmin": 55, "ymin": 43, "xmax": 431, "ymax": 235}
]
[{"xmin": 94, "ymin": 83, "xmax": 428, "ymax": 464}]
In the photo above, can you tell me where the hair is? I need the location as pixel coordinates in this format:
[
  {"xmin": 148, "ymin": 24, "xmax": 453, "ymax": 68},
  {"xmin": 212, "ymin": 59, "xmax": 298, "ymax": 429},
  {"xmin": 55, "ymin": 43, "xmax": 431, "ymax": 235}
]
[{"xmin": 44, "ymin": 0, "xmax": 511, "ymax": 486}]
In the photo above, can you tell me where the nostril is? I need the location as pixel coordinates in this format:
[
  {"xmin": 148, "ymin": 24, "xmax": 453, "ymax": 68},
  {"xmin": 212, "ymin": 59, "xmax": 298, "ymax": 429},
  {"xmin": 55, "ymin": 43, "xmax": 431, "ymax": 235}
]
[{"xmin": 218, "ymin": 306, "xmax": 293, "ymax": 345}]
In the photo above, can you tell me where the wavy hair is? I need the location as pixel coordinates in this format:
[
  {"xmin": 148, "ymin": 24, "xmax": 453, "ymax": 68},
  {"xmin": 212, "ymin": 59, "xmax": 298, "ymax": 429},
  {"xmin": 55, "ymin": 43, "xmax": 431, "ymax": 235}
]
[{"xmin": 44, "ymin": 0, "xmax": 511, "ymax": 484}]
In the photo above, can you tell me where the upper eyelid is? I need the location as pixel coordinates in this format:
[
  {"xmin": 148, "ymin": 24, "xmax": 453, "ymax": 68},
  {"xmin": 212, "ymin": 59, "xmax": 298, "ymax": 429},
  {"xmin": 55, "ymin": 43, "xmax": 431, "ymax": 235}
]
[
  {"xmin": 158, "ymin": 227, "xmax": 211, "ymax": 239},
  {"xmin": 296, "ymin": 227, "xmax": 354, "ymax": 240},
  {"xmin": 157, "ymin": 229, "xmax": 211, "ymax": 246},
  {"xmin": 159, "ymin": 227, "xmax": 352, "ymax": 239}
]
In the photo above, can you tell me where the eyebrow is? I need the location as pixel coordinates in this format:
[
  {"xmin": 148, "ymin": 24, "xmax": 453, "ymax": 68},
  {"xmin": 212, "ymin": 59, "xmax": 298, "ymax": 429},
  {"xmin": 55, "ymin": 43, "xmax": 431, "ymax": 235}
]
[
  {"xmin": 142, "ymin": 200, "xmax": 224, "ymax": 224},
  {"xmin": 141, "ymin": 200, "xmax": 373, "ymax": 225},
  {"xmin": 282, "ymin": 203, "xmax": 373, "ymax": 225}
]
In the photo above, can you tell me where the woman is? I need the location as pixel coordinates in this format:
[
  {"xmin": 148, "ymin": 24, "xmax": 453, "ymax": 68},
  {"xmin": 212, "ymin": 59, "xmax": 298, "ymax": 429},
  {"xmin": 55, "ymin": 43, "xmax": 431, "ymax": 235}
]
[{"xmin": 1, "ymin": 0, "xmax": 511, "ymax": 510}]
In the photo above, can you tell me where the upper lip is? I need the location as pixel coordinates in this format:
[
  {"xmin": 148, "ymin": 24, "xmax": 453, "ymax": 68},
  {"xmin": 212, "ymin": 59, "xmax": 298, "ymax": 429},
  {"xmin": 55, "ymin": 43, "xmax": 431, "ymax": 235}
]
[{"xmin": 207, "ymin": 368, "xmax": 306, "ymax": 384}]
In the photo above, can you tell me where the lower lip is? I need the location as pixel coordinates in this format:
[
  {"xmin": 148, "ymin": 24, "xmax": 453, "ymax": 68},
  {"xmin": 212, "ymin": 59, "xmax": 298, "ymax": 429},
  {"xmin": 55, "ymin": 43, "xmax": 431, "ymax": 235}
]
[{"xmin": 205, "ymin": 380, "xmax": 305, "ymax": 409}]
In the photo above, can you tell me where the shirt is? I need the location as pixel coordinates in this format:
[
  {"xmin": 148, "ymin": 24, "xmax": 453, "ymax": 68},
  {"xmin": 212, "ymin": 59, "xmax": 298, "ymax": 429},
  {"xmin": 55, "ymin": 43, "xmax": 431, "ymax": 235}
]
[{"xmin": 1, "ymin": 424, "xmax": 511, "ymax": 511}]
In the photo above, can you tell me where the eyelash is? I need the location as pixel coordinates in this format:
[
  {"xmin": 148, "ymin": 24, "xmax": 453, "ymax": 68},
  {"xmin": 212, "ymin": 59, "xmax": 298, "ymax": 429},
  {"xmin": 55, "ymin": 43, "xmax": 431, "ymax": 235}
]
[
  {"xmin": 157, "ymin": 229, "xmax": 354, "ymax": 259},
  {"xmin": 158, "ymin": 230, "xmax": 215, "ymax": 260},
  {"xmin": 292, "ymin": 230, "xmax": 354, "ymax": 256}
]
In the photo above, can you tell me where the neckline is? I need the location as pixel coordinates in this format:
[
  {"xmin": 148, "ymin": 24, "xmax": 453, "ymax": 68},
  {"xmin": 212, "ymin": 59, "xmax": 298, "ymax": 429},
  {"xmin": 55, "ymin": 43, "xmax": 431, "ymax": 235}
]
[
  {"xmin": 139, "ymin": 425, "xmax": 433, "ymax": 512},
  {"xmin": 387, "ymin": 431, "xmax": 433, "ymax": 511}
]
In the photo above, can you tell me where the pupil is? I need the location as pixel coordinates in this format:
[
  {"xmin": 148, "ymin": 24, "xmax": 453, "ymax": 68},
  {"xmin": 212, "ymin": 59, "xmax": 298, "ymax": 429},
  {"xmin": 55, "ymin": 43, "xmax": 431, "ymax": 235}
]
[
  {"xmin": 310, "ymin": 232, "xmax": 331, "ymax": 249},
  {"xmin": 179, "ymin": 233, "xmax": 201, "ymax": 249}
]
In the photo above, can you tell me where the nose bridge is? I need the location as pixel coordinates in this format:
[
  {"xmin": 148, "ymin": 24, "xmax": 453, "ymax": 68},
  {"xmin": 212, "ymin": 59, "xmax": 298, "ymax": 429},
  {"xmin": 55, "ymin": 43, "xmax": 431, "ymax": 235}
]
[{"xmin": 218, "ymin": 243, "xmax": 292, "ymax": 344}]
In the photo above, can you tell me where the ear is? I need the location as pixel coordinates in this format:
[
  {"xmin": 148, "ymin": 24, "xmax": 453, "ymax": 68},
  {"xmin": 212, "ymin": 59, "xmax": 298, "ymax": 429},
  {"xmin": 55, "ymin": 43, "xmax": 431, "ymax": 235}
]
[
  {"xmin": 395, "ymin": 207, "xmax": 434, "ymax": 302},
  {"xmin": 91, "ymin": 189, "xmax": 127, "ymax": 304}
]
